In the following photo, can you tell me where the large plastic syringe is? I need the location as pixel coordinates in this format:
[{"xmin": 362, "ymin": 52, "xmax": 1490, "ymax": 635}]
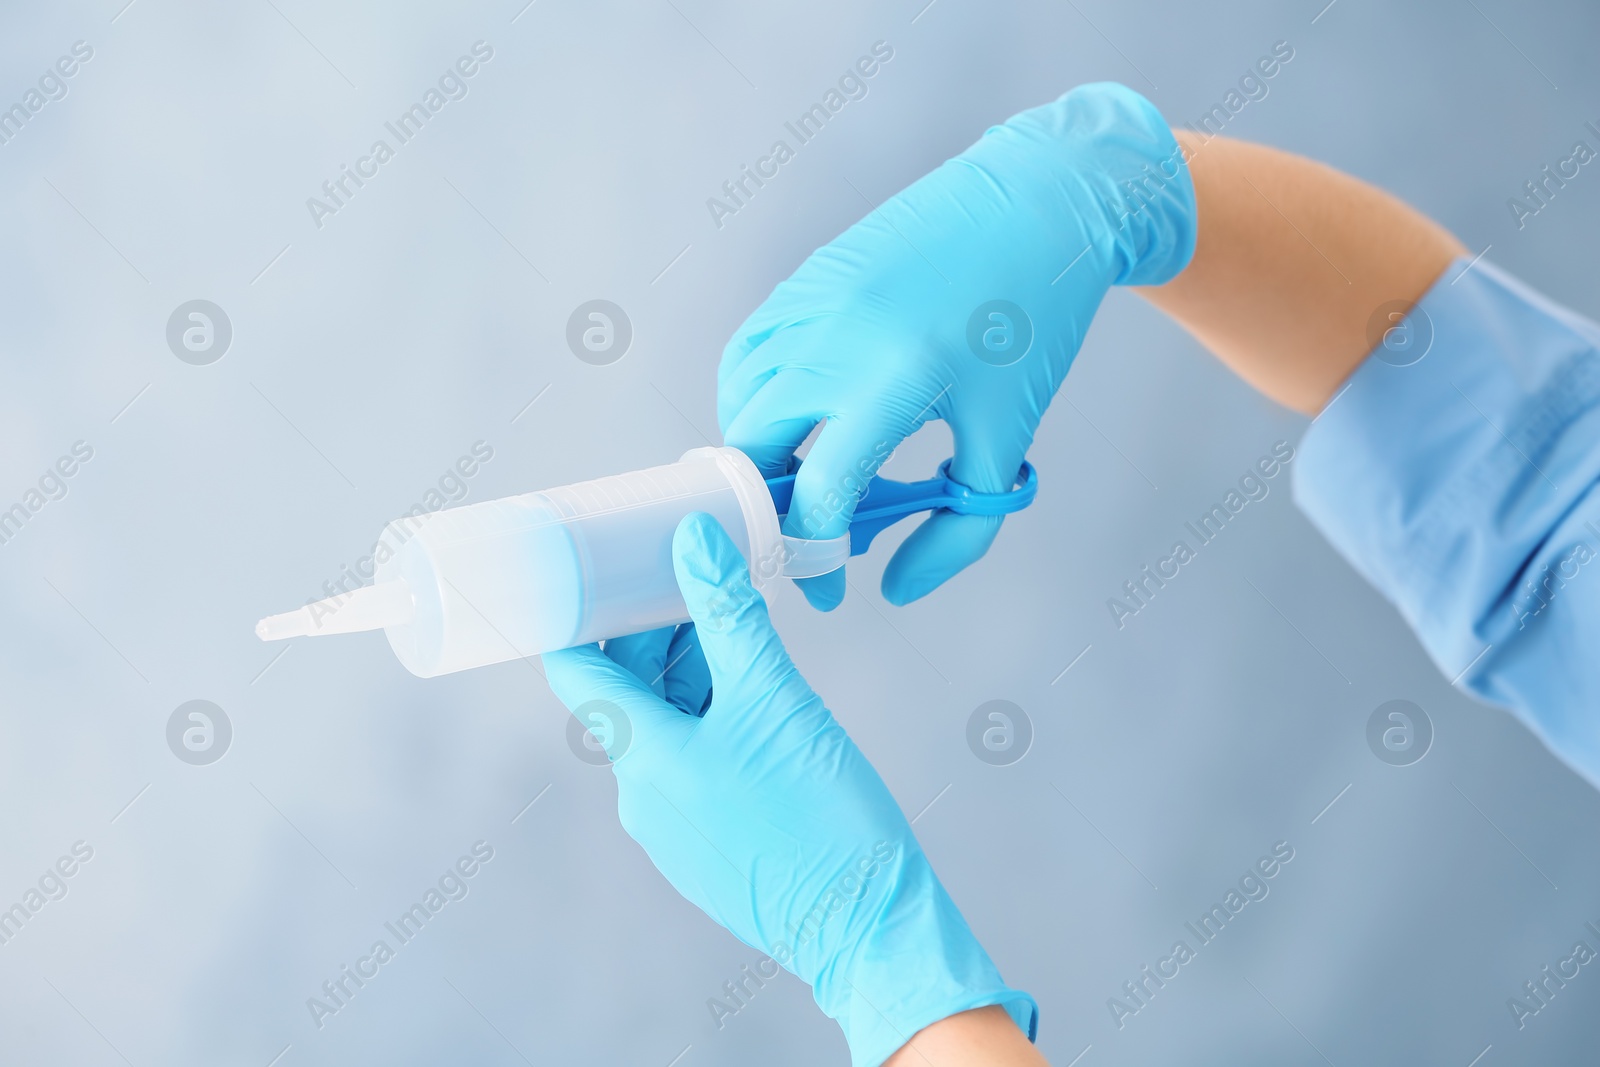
[{"xmin": 256, "ymin": 446, "xmax": 1036, "ymax": 678}]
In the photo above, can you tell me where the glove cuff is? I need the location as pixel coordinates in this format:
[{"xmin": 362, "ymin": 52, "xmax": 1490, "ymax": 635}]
[
  {"xmin": 843, "ymin": 987, "xmax": 1038, "ymax": 1067},
  {"xmin": 810, "ymin": 854, "xmax": 1039, "ymax": 1067},
  {"xmin": 1003, "ymin": 82, "xmax": 1198, "ymax": 287}
]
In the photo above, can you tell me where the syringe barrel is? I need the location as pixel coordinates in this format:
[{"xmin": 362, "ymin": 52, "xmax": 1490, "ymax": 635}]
[{"xmin": 375, "ymin": 446, "xmax": 782, "ymax": 678}]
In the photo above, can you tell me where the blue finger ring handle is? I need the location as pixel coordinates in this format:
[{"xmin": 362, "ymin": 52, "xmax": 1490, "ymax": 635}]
[
  {"xmin": 929, "ymin": 458, "xmax": 1038, "ymax": 517},
  {"xmin": 765, "ymin": 458, "xmax": 1037, "ymax": 558}
]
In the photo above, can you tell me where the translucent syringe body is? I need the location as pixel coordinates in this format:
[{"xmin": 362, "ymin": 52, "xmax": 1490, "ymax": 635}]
[{"xmin": 261, "ymin": 447, "xmax": 786, "ymax": 678}]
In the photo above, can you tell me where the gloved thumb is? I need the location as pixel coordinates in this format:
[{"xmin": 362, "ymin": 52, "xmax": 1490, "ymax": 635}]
[{"xmin": 672, "ymin": 512, "xmax": 804, "ymax": 709}]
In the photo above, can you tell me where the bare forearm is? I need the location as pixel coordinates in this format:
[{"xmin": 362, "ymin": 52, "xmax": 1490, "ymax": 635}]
[
  {"xmin": 883, "ymin": 1005, "xmax": 1049, "ymax": 1067},
  {"xmin": 1137, "ymin": 132, "xmax": 1466, "ymax": 415}
]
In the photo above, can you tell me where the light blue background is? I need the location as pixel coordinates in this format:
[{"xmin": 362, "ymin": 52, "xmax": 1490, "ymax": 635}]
[{"xmin": 1, "ymin": 1, "xmax": 1596, "ymax": 1064}]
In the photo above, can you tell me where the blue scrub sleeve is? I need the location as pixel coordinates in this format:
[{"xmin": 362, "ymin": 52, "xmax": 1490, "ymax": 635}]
[{"xmin": 1294, "ymin": 258, "xmax": 1600, "ymax": 786}]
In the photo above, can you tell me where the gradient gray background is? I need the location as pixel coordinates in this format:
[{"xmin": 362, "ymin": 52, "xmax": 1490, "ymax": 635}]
[{"xmin": 1, "ymin": 1, "xmax": 1596, "ymax": 1064}]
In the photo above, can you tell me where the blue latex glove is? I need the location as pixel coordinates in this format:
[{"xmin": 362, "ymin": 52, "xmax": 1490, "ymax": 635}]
[
  {"xmin": 544, "ymin": 513, "xmax": 1036, "ymax": 1066},
  {"xmin": 719, "ymin": 82, "xmax": 1196, "ymax": 609}
]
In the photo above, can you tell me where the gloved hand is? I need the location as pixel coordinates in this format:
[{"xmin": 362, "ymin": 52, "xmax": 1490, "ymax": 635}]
[
  {"xmin": 543, "ymin": 513, "xmax": 1036, "ymax": 1067},
  {"xmin": 719, "ymin": 82, "xmax": 1196, "ymax": 609}
]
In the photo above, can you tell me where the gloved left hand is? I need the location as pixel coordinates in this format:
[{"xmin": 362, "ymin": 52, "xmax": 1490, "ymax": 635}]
[{"xmin": 543, "ymin": 513, "xmax": 1036, "ymax": 1067}]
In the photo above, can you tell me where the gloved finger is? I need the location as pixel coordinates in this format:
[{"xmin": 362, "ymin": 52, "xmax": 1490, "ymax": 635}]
[
  {"xmin": 777, "ymin": 394, "xmax": 928, "ymax": 611},
  {"xmin": 787, "ymin": 358, "xmax": 947, "ymax": 537},
  {"xmin": 791, "ymin": 568, "xmax": 847, "ymax": 613},
  {"xmin": 720, "ymin": 369, "xmax": 823, "ymax": 477},
  {"xmin": 881, "ymin": 511, "xmax": 1005, "ymax": 606},
  {"xmin": 600, "ymin": 626, "xmax": 679, "ymax": 699},
  {"xmin": 672, "ymin": 512, "xmax": 808, "ymax": 710},
  {"xmin": 717, "ymin": 325, "xmax": 818, "ymax": 437},
  {"xmin": 716, "ymin": 275, "xmax": 807, "ymax": 382},
  {"xmin": 660, "ymin": 624, "xmax": 713, "ymax": 717},
  {"xmin": 543, "ymin": 644, "xmax": 693, "ymax": 761},
  {"xmin": 881, "ymin": 414, "xmax": 1031, "ymax": 605},
  {"xmin": 725, "ymin": 378, "xmax": 898, "ymax": 614},
  {"xmin": 946, "ymin": 403, "xmax": 1035, "ymax": 494},
  {"xmin": 721, "ymin": 369, "xmax": 851, "ymax": 611},
  {"xmin": 785, "ymin": 405, "xmax": 917, "ymax": 539}
]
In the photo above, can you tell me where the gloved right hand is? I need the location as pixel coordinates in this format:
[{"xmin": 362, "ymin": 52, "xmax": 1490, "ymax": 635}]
[{"xmin": 719, "ymin": 82, "xmax": 1197, "ymax": 609}]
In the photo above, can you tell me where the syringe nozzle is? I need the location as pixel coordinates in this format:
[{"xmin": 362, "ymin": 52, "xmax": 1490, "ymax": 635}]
[{"xmin": 255, "ymin": 581, "xmax": 414, "ymax": 642}]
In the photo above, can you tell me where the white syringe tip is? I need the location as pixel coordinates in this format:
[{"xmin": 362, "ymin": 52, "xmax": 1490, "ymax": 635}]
[
  {"xmin": 256, "ymin": 609, "xmax": 313, "ymax": 642},
  {"xmin": 255, "ymin": 582, "xmax": 414, "ymax": 643}
]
